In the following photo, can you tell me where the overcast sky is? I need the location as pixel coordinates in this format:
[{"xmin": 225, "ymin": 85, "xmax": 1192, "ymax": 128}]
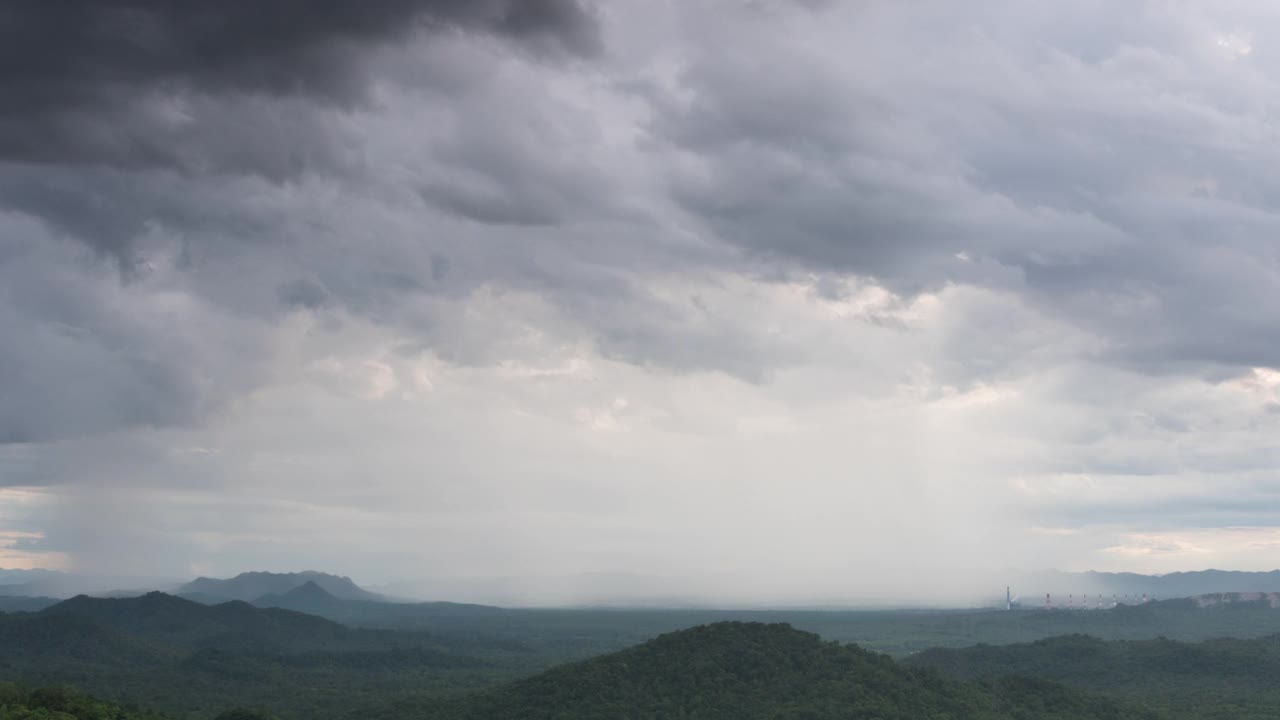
[{"xmin": 3, "ymin": 0, "xmax": 1280, "ymax": 605}]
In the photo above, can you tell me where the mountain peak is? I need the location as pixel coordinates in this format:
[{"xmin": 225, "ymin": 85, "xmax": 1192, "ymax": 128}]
[
  {"xmin": 286, "ymin": 580, "xmax": 334, "ymax": 598},
  {"xmin": 250, "ymin": 579, "xmax": 344, "ymax": 611},
  {"xmin": 178, "ymin": 571, "xmax": 385, "ymax": 603}
]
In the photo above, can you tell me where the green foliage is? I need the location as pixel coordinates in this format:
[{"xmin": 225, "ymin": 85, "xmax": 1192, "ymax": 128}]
[
  {"xmin": 0, "ymin": 593, "xmax": 516, "ymax": 720},
  {"xmin": 0, "ymin": 683, "xmax": 163, "ymax": 720},
  {"xmin": 211, "ymin": 709, "xmax": 277, "ymax": 720},
  {"xmin": 280, "ymin": 594, "xmax": 1280, "ymax": 660},
  {"xmin": 909, "ymin": 632, "xmax": 1280, "ymax": 720},
  {"xmin": 17, "ymin": 591, "xmax": 1280, "ymax": 720},
  {"xmin": 376, "ymin": 622, "xmax": 1155, "ymax": 720}
]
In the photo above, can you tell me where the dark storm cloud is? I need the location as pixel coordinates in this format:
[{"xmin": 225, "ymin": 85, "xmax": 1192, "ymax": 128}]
[
  {"xmin": 0, "ymin": 162, "xmax": 291, "ymax": 264},
  {"xmin": 649, "ymin": 1, "xmax": 1280, "ymax": 381},
  {"xmin": 0, "ymin": 0, "xmax": 600, "ymax": 169},
  {"xmin": 4, "ymin": 0, "xmax": 1279, "ymax": 449},
  {"xmin": 0, "ymin": 0, "xmax": 605, "ymax": 274},
  {"xmin": 0, "ymin": 0, "xmax": 600, "ymax": 106},
  {"xmin": 0, "ymin": 211, "xmax": 277, "ymax": 445},
  {"xmin": 8, "ymin": 0, "xmax": 1280, "ymax": 584}
]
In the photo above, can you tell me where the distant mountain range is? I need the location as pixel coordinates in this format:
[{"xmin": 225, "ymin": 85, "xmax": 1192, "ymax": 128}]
[
  {"xmin": 0, "ymin": 568, "xmax": 183, "ymax": 598},
  {"xmin": 1010, "ymin": 569, "xmax": 1280, "ymax": 603},
  {"xmin": 0, "ymin": 568, "xmax": 62, "ymax": 584},
  {"xmin": 177, "ymin": 570, "xmax": 390, "ymax": 604},
  {"xmin": 1185, "ymin": 591, "xmax": 1280, "ymax": 608},
  {"xmin": 12, "ymin": 566, "xmax": 1280, "ymax": 608},
  {"xmin": 0, "ymin": 570, "xmax": 502, "ymax": 625},
  {"xmin": 0, "ymin": 568, "xmax": 393, "ymax": 604}
]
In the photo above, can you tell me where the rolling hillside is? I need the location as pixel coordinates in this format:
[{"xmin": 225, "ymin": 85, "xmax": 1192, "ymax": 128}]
[
  {"xmin": 384, "ymin": 622, "xmax": 1157, "ymax": 720},
  {"xmin": 0, "ymin": 593, "xmax": 508, "ymax": 719},
  {"xmin": 909, "ymin": 632, "xmax": 1280, "ymax": 720}
]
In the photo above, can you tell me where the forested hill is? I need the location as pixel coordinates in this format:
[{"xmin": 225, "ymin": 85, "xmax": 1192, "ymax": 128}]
[
  {"xmin": 383, "ymin": 622, "xmax": 1156, "ymax": 720},
  {"xmin": 0, "ymin": 591, "xmax": 506, "ymax": 719},
  {"xmin": 28, "ymin": 591, "xmax": 363, "ymax": 653},
  {"xmin": 908, "ymin": 633, "xmax": 1280, "ymax": 720}
]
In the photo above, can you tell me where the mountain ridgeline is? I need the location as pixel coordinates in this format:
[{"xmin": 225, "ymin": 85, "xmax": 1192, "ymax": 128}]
[
  {"xmin": 1012, "ymin": 569, "xmax": 1280, "ymax": 602},
  {"xmin": 0, "ymin": 592, "xmax": 500, "ymax": 719},
  {"xmin": 14, "ymin": 567, "xmax": 1280, "ymax": 606},
  {"xmin": 178, "ymin": 571, "xmax": 389, "ymax": 604}
]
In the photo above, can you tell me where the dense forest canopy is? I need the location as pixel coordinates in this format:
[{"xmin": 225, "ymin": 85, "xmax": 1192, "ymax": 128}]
[
  {"xmin": 11, "ymin": 591, "xmax": 1280, "ymax": 719},
  {"xmin": 0, "ymin": 684, "xmax": 164, "ymax": 720},
  {"xmin": 390, "ymin": 622, "xmax": 1155, "ymax": 720},
  {"xmin": 910, "ymin": 633, "xmax": 1280, "ymax": 720}
]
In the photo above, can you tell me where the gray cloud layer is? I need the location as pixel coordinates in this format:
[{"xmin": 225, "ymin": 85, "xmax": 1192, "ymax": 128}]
[
  {"xmin": 2, "ymin": 0, "xmax": 1280, "ymax": 599},
  {"xmin": 0, "ymin": 1, "xmax": 598, "ymax": 166}
]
